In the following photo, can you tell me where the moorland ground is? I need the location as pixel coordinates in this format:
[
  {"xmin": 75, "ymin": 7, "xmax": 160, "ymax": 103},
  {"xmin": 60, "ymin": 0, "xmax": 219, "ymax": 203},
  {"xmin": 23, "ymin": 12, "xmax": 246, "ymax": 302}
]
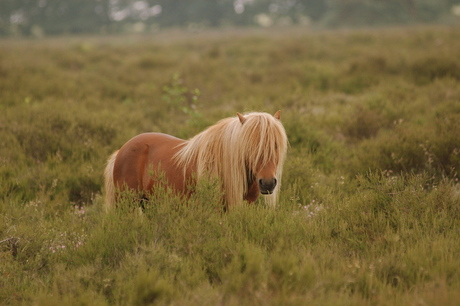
[{"xmin": 1, "ymin": 26, "xmax": 460, "ymax": 305}]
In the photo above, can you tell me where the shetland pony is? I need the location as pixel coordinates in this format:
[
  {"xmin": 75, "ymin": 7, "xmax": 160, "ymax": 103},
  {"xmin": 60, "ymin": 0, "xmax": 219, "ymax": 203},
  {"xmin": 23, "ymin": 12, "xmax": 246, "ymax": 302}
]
[{"xmin": 104, "ymin": 111, "xmax": 288, "ymax": 210}]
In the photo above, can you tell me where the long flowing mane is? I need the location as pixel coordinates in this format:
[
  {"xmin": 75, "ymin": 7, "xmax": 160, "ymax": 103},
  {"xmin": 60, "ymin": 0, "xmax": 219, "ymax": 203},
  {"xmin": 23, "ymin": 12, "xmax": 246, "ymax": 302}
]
[{"xmin": 173, "ymin": 112, "xmax": 288, "ymax": 208}]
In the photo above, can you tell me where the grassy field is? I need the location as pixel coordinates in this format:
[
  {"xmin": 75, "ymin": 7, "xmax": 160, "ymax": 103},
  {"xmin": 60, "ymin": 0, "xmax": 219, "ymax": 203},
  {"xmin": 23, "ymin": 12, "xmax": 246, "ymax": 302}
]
[{"xmin": 1, "ymin": 26, "xmax": 460, "ymax": 305}]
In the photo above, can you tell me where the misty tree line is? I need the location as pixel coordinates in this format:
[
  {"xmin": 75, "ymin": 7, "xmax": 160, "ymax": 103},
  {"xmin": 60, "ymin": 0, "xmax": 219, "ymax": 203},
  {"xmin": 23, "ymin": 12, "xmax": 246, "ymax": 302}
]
[{"xmin": 1, "ymin": 0, "xmax": 459, "ymax": 36}]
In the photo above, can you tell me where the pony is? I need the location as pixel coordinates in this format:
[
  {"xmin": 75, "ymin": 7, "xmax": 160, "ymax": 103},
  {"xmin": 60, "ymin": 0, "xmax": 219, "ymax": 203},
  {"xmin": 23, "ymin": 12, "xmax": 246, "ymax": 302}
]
[{"xmin": 104, "ymin": 110, "xmax": 288, "ymax": 210}]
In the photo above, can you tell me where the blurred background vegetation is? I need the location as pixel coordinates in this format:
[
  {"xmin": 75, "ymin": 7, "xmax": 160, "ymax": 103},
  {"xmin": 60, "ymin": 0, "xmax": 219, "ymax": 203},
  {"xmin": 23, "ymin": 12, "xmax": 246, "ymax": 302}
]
[{"xmin": 1, "ymin": 0, "xmax": 460, "ymax": 37}]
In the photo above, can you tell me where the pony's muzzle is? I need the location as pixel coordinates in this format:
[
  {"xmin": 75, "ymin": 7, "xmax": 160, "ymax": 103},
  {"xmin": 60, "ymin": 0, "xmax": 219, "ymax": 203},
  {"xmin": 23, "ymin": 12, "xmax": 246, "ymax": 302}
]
[{"xmin": 259, "ymin": 178, "xmax": 277, "ymax": 195}]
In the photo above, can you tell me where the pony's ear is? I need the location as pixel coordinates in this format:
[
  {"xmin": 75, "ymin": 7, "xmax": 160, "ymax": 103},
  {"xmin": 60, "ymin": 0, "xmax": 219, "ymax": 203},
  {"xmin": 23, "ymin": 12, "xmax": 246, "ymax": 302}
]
[
  {"xmin": 237, "ymin": 112, "xmax": 247, "ymax": 124},
  {"xmin": 274, "ymin": 110, "xmax": 281, "ymax": 120}
]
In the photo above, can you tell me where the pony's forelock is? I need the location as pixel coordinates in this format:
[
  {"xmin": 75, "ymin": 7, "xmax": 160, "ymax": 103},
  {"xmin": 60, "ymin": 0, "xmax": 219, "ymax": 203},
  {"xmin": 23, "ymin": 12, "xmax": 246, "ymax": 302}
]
[{"xmin": 237, "ymin": 113, "xmax": 287, "ymax": 169}]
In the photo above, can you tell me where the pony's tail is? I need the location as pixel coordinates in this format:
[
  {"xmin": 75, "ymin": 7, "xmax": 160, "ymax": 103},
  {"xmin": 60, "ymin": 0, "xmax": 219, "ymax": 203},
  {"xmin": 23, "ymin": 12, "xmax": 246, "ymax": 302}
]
[{"xmin": 104, "ymin": 151, "xmax": 118, "ymax": 211}]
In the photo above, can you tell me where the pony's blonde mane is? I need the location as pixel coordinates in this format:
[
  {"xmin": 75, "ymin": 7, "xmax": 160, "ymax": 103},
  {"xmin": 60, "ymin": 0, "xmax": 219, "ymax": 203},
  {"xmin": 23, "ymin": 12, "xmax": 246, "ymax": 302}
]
[{"xmin": 173, "ymin": 112, "xmax": 288, "ymax": 208}]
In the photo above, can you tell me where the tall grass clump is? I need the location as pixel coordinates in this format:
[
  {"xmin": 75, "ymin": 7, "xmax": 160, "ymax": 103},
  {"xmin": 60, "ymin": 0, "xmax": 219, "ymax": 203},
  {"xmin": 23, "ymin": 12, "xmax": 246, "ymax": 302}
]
[{"xmin": 346, "ymin": 108, "xmax": 460, "ymax": 181}]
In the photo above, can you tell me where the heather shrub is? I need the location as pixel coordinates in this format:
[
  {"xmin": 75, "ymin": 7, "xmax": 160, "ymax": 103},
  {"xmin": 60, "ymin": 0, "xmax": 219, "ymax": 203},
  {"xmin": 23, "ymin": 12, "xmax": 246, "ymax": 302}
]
[{"xmin": 1, "ymin": 26, "xmax": 459, "ymax": 305}]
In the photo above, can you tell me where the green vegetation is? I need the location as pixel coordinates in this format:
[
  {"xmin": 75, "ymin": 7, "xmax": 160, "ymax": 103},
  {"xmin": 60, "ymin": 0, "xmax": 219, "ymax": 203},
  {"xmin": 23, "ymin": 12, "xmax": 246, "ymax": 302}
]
[{"xmin": 1, "ymin": 26, "xmax": 460, "ymax": 305}]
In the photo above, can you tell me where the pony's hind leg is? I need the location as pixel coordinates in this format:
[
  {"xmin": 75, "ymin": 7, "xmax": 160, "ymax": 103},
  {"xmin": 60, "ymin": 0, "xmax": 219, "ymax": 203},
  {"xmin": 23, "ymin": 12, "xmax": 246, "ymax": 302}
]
[{"xmin": 139, "ymin": 195, "xmax": 149, "ymax": 211}]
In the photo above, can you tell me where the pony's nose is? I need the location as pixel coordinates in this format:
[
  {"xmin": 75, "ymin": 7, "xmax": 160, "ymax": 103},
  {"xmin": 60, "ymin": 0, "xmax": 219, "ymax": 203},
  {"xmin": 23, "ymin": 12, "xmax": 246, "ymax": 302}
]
[{"xmin": 259, "ymin": 178, "xmax": 277, "ymax": 194}]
